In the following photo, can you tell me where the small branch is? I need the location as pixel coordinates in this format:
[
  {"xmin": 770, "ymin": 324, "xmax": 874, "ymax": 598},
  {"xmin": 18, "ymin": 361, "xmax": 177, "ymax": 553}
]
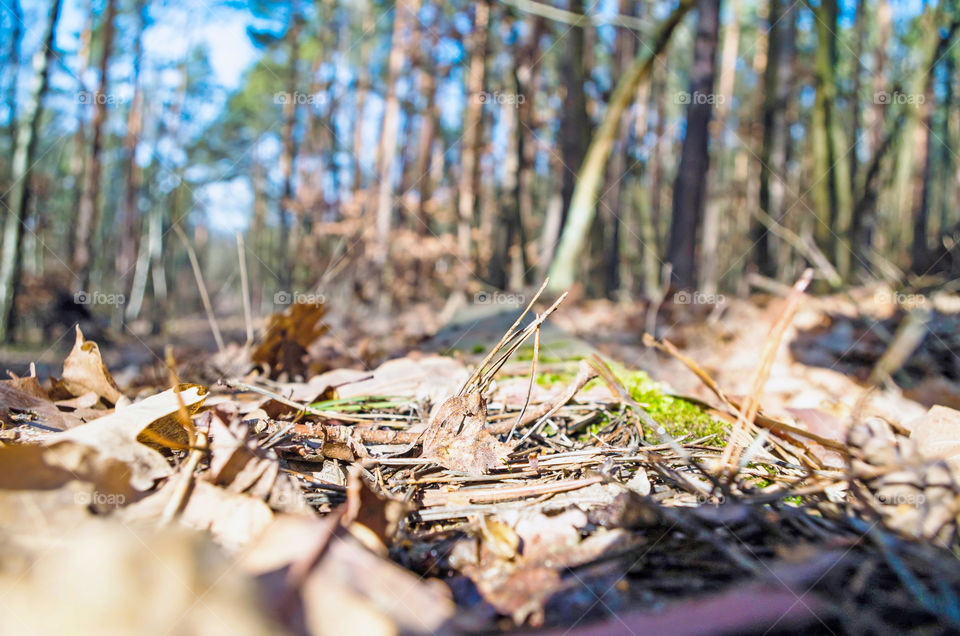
[
  {"xmin": 236, "ymin": 231, "xmax": 254, "ymax": 347},
  {"xmin": 173, "ymin": 223, "xmax": 225, "ymax": 354},
  {"xmin": 720, "ymin": 269, "xmax": 813, "ymax": 472}
]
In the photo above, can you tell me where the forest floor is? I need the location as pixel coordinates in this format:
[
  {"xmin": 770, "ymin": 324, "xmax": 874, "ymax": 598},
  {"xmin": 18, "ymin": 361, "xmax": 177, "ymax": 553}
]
[{"xmin": 2, "ymin": 283, "xmax": 960, "ymax": 633}]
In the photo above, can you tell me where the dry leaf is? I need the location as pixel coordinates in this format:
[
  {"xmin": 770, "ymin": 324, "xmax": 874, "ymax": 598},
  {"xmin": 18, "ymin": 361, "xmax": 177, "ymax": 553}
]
[
  {"xmin": 47, "ymin": 384, "xmax": 207, "ymax": 490},
  {"xmin": 122, "ymin": 479, "xmax": 274, "ymax": 552},
  {"xmin": 335, "ymin": 355, "xmax": 469, "ymax": 403},
  {"xmin": 420, "ymin": 393, "xmax": 512, "ymax": 475},
  {"xmin": 910, "ymin": 405, "xmax": 960, "ymax": 470},
  {"xmin": 204, "ymin": 408, "xmax": 308, "ymax": 514},
  {"xmin": 240, "ymin": 514, "xmax": 455, "ymax": 635},
  {"xmin": 252, "ymin": 302, "xmax": 329, "ymax": 379},
  {"xmin": 343, "ymin": 465, "xmax": 410, "ymax": 551},
  {"xmin": 0, "ymin": 375, "xmax": 83, "ymax": 431},
  {"xmin": 0, "ymin": 518, "xmax": 278, "ymax": 635},
  {"xmin": 60, "ymin": 326, "xmax": 123, "ymax": 406}
]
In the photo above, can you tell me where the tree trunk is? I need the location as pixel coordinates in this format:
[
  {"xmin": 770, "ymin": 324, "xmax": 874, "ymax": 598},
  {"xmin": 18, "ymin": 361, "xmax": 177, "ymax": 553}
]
[
  {"xmin": 665, "ymin": 0, "xmax": 721, "ymax": 290},
  {"xmin": 278, "ymin": 7, "xmax": 301, "ymax": 289},
  {"xmin": 352, "ymin": 9, "xmax": 374, "ymax": 196},
  {"xmin": 753, "ymin": 0, "xmax": 795, "ymax": 276},
  {"xmin": 911, "ymin": 20, "xmax": 960, "ymax": 271},
  {"xmin": 547, "ymin": 0, "xmax": 697, "ymax": 292},
  {"xmin": 2, "ymin": 0, "xmax": 22, "ymax": 150},
  {"xmin": 73, "ymin": 0, "xmax": 116, "ymax": 290},
  {"xmin": 869, "ymin": 1, "xmax": 891, "ymax": 157},
  {"xmin": 373, "ymin": 0, "xmax": 416, "ymax": 271},
  {"xmin": 0, "ymin": 0, "xmax": 62, "ymax": 341},
  {"xmin": 810, "ymin": 0, "xmax": 853, "ymax": 280},
  {"xmin": 456, "ymin": 0, "xmax": 490, "ymax": 287},
  {"xmin": 405, "ymin": 14, "xmax": 438, "ymax": 235},
  {"xmin": 117, "ymin": 0, "xmax": 145, "ymax": 314},
  {"xmin": 489, "ymin": 63, "xmax": 522, "ymax": 290},
  {"xmin": 595, "ymin": 0, "xmax": 641, "ymax": 299},
  {"xmin": 551, "ymin": 0, "xmax": 591, "ymax": 272},
  {"xmin": 699, "ymin": 0, "xmax": 739, "ymax": 294}
]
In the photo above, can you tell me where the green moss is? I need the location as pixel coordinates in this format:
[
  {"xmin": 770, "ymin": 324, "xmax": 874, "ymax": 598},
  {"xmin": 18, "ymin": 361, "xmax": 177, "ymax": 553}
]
[
  {"xmin": 614, "ymin": 367, "xmax": 726, "ymax": 444},
  {"xmin": 533, "ymin": 371, "xmax": 572, "ymax": 386}
]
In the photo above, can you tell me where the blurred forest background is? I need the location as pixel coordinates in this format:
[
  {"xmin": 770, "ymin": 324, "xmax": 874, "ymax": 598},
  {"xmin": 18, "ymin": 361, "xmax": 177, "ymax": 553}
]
[{"xmin": 1, "ymin": 0, "xmax": 959, "ymax": 342}]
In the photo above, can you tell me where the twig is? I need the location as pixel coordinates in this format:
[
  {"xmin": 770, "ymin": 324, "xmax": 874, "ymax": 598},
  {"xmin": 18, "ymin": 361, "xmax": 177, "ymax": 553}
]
[
  {"xmin": 236, "ymin": 232, "xmax": 254, "ymax": 348},
  {"xmin": 458, "ymin": 278, "xmax": 550, "ymax": 396},
  {"xmin": 719, "ymin": 269, "xmax": 812, "ymax": 472},
  {"xmin": 221, "ymin": 379, "xmax": 374, "ymax": 423},
  {"xmin": 421, "ymin": 475, "xmax": 604, "ymax": 506},
  {"xmin": 867, "ymin": 306, "xmax": 931, "ymax": 386},
  {"xmin": 508, "ymin": 318, "xmax": 540, "ymax": 440},
  {"xmin": 173, "ymin": 223, "xmax": 225, "ymax": 354},
  {"xmin": 639, "ymin": 347, "xmax": 847, "ymax": 453},
  {"xmin": 515, "ymin": 359, "xmax": 596, "ymax": 444},
  {"xmin": 644, "ymin": 263, "xmax": 672, "ymax": 339},
  {"xmin": 159, "ymin": 429, "xmax": 207, "ymax": 526}
]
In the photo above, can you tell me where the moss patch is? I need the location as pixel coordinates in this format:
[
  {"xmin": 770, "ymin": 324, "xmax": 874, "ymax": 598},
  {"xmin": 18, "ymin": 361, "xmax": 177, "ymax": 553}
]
[{"xmin": 614, "ymin": 367, "xmax": 726, "ymax": 444}]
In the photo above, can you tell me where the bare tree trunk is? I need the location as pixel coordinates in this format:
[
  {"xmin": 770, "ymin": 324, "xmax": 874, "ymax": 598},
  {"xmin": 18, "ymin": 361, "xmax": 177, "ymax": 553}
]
[
  {"xmin": 810, "ymin": 0, "xmax": 853, "ymax": 280},
  {"xmin": 489, "ymin": 62, "xmax": 524, "ymax": 290},
  {"xmin": 648, "ymin": 64, "xmax": 668, "ymax": 292},
  {"xmin": 0, "ymin": 0, "xmax": 62, "ymax": 341},
  {"xmin": 598, "ymin": 0, "xmax": 647, "ymax": 298},
  {"xmin": 556, "ymin": 0, "xmax": 591, "ymax": 245},
  {"xmin": 117, "ymin": 0, "xmax": 145, "ymax": 313},
  {"xmin": 700, "ymin": 0, "xmax": 739, "ymax": 294},
  {"xmin": 666, "ymin": 0, "xmax": 721, "ymax": 290},
  {"xmin": 278, "ymin": 6, "xmax": 301, "ymax": 289},
  {"xmin": 849, "ymin": 0, "xmax": 864, "ymax": 203},
  {"xmin": 412, "ymin": 69, "xmax": 436, "ymax": 234},
  {"xmin": 73, "ymin": 0, "xmax": 116, "ymax": 290},
  {"xmin": 753, "ymin": 0, "xmax": 794, "ymax": 276},
  {"xmin": 2, "ymin": 0, "xmax": 23, "ymax": 150},
  {"xmin": 869, "ymin": 1, "xmax": 891, "ymax": 157},
  {"xmin": 352, "ymin": 8, "xmax": 374, "ymax": 196},
  {"xmin": 547, "ymin": 0, "xmax": 697, "ymax": 292},
  {"xmin": 404, "ymin": 13, "xmax": 438, "ymax": 235},
  {"xmin": 515, "ymin": 17, "xmax": 545, "ymax": 287},
  {"xmin": 456, "ymin": 0, "xmax": 490, "ymax": 287},
  {"xmin": 373, "ymin": 0, "xmax": 416, "ymax": 282},
  {"xmin": 66, "ymin": 2, "xmax": 93, "ymax": 255},
  {"xmin": 912, "ymin": 20, "xmax": 960, "ymax": 271}
]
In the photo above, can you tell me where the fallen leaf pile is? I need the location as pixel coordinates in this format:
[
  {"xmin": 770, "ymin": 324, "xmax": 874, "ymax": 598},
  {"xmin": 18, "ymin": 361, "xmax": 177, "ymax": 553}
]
[{"xmin": 5, "ymin": 308, "xmax": 960, "ymax": 634}]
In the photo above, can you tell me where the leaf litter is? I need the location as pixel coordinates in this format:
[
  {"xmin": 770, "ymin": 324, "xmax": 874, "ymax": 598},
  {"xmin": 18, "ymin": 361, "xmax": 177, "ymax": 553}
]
[{"xmin": 3, "ymin": 282, "xmax": 960, "ymax": 634}]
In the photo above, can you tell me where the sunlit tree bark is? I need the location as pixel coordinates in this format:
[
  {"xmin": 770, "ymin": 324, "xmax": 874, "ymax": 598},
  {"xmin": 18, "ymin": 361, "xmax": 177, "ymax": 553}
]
[
  {"xmin": 0, "ymin": 0, "xmax": 63, "ymax": 341},
  {"xmin": 73, "ymin": 0, "xmax": 116, "ymax": 290},
  {"xmin": 666, "ymin": 0, "xmax": 721, "ymax": 289},
  {"xmin": 547, "ymin": 0, "xmax": 696, "ymax": 292}
]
